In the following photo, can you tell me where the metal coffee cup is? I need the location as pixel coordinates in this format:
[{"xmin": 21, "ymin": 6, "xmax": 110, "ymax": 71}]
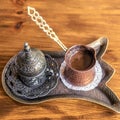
[
  {"xmin": 64, "ymin": 45, "xmax": 96, "ymax": 86},
  {"xmin": 15, "ymin": 43, "xmax": 47, "ymax": 88}
]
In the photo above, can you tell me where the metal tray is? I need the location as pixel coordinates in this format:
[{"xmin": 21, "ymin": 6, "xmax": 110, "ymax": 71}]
[{"xmin": 2, "ymin": 37, "xmax": 120, "ymax": 113}]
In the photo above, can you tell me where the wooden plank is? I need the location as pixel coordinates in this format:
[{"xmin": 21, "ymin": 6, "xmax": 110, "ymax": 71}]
[{"xmin": 0, "ymin": 0, "xmax": 120, "ymax": 119}]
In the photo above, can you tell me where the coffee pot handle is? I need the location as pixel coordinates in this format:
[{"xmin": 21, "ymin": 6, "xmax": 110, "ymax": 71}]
[{"xmin": 87, "ymin": 37, "xmax": 108, "ymax": 59}]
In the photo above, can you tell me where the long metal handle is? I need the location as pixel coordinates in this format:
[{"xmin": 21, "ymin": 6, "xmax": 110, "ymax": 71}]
[{"xmin": 27, "ymin": 6, "xmax": 68, "ymax": 51}]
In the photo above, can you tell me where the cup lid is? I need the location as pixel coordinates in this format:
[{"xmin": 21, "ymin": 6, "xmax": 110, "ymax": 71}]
[{"xmin": 15, "ymin": 43, "xmax": 46, "ymax": 77}]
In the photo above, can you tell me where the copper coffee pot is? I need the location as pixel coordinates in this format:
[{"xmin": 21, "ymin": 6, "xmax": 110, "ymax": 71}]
[{"xmin": 64, "ymin": 45, "xmax": 96, "ymax": 86}]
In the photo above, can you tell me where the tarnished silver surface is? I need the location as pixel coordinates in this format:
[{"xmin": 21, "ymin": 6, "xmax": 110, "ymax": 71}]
[
  {"xmin": 15, "ymin": 43, "xmax": 47, "ymax": 87},
  {"xmin": 3, "ymin": 54, "xmax": 59, "ymax": 99}
]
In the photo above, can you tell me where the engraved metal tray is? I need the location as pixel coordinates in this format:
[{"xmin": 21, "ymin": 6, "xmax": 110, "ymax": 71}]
[{"xmin": 2, "ymin": 37, "xmax": 120, "ymax": 113}]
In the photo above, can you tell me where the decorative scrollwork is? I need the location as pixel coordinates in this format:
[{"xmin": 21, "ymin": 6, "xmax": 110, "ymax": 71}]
[{"xmin": 4, "ymin": 54, "xmax": 59, "ymax": 99}]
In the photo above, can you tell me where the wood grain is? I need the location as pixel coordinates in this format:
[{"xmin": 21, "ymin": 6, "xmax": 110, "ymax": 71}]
[{"xmin": 0, "ymin": 0, "xmax": 120, "ymax": 119}]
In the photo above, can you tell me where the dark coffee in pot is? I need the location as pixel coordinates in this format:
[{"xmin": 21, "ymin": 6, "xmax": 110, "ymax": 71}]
[{"xmin": 70, "ymin": 50, "xmax": 94, "ymax": 71}]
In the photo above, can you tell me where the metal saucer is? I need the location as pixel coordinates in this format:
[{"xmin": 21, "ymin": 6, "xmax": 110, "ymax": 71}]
[{"xmin": 2, "ymin": 54, "xmax": 59, "ymax": 104}]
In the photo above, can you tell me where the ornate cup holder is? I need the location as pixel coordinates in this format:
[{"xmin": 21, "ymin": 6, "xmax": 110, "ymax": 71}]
[
  {"xmin": 2, "ymin": 37, "xmax": 120, "ymax": 113},
  {"xmin": 2, "ymin": 54, "xmax": 59, "ymax": 101}
]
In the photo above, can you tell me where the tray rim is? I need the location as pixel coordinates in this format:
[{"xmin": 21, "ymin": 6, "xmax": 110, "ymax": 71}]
[{"xmin": 2, "ymin": 37, "xmax": 120, "ymax": 113}]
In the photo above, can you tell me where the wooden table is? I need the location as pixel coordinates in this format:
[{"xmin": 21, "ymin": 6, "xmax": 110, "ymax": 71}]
[{"xmin": 0, "ymin": 0, "xmax": 120, "ymax": 119}]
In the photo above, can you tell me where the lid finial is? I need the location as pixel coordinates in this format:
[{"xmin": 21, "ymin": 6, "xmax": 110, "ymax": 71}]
[{"xmin": 24, "ymin": 42, "xmax": 30, "ymax": 52}]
